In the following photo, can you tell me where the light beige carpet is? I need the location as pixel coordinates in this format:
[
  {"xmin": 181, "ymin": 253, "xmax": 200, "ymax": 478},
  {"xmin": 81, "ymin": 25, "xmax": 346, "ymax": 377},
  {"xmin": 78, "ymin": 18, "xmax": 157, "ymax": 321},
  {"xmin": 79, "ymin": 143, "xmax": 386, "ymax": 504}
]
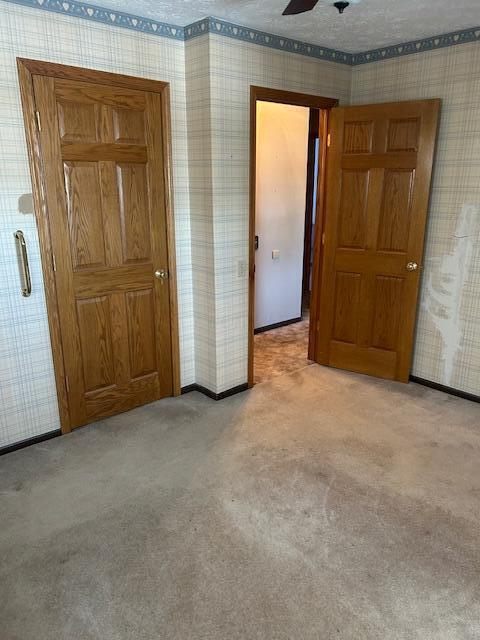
[
  {"xmin": 1, "ymin": 365, "xmax": 479, "ymax": 639},
  {"xmin": 254, "ymin": 318, "xmax": 312, "ymax": 383}
]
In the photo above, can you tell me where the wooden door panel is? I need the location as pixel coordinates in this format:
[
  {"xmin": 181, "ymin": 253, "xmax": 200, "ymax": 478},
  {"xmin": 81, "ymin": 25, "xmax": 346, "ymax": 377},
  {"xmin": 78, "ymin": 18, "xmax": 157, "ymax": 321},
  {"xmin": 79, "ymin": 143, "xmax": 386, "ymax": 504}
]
[
  {"xmin": 387, "ymin": 118, "xmax": 420, "ymax": 152},
  {"xmin": 316, "ymin": 99, "xmax": 440, "ymax": 382},
  {"xmin": 76, "ymin": 296, "xmax": 115, "ymax": 392},
  {"xmin": 335, "ymin": 251, "xmax": 404, "ymax": 274},
  {"xmin": 113, "ymin": 108, "xmax": 146, "ymax": 144},
  {"xmin": 57, "ymin": 101, "xmax": 99, "ymax": 143},
  {"xmin": 370, "ymin": 276, "xmax": 404, "ymax": 351},
  {"xmin": 85, "ymin": 375, "xmax": 159, "ymax": 421},
  {"xmin": 117, "ymin": 163, "xmax": 152, "ymax": 263},
  {"xmin": 330, "ymin": 342, "xmax": 397, "ymax": 379},
  {"xmin": 332, "ymin": 272, "xmax": 361, "ymax": 344},
  {"xmin": 61, "ymin": 143, "xmax": 147, "ymax": 163},
  {"xmin": 33, "ymin": 73, "xmax": 174, "ymax": 428},
  {"xmin": 64, "ymin": 161, "xmax": 107, "ymax": 269},
  {"xmin": 110, "ymin": 291, "xmax": 130, "ymax": 385},
  {"xmin": 376, "ymin": 169, "xmax": 415, "ymax": 253},
  {"xmin": 73, "ymin": 264, "xmax": 152, "ymax": 297},
  {"xmin": 343, "ymin": 121, "xmax": 374, "ymax": 154},
  {"xmin": 338, "ymin": 170, "xmax": 369, "ymax": 249},
  {"xmin": 342, "ymin": 154, "xmax": 417, "ymax": 170},
  {"xmin": 54, "ymin": 77, "xmax": 146, "ymax": 110},
  {"xmin": 126, "ymin": 289, "xmax": 157, "ymax": 379}
]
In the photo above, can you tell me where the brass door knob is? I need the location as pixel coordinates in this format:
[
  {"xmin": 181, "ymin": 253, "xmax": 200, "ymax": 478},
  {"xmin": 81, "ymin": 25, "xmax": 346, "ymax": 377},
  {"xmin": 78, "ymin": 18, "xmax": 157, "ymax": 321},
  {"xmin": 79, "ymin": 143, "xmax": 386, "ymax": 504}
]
[
  {"xmin": 155, "ymin": 269, "xmax": 168, "ymax": 280},
  {"xmin": 405, "ymin": 261, "xmax": 419, "ymax": 271}
]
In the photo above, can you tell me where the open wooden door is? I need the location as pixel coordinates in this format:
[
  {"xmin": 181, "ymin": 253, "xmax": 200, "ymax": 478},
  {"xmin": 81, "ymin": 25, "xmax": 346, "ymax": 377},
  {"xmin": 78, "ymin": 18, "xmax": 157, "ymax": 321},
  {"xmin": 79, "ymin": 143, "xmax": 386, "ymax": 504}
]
[{"xmin": 314, "ymin": 99, "xmax": 440, "ymax": 382}]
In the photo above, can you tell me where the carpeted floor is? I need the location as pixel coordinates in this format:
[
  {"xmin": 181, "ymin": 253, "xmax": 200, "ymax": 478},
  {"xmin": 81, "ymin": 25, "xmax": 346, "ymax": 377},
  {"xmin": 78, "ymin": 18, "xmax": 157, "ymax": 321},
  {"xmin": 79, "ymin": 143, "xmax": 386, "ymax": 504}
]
[
  {"xmin": 1, "ymin": 365, "xmax": 480, "ymax": 639},
  {"xmin": 254, "ymin": 317, "xmax": 312, "ymax": 383}
]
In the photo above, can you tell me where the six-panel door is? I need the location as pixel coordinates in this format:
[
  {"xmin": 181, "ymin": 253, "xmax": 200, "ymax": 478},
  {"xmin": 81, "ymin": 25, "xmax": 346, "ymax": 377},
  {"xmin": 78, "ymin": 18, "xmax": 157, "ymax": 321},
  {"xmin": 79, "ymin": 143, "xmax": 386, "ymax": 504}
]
[
  {"xmin": 316, "ymin": 100, "xmax": 440, "ymax": 381},
  {"xmin": 33, "ymin": 75, "xmax": 173, "ymax": 427}
]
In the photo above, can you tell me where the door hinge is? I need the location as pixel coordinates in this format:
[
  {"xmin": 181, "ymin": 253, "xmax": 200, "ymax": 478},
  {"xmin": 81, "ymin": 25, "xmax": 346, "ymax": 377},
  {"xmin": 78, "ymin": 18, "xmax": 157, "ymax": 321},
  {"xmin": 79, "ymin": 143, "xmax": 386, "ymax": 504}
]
[
  {"xmin": 322, "ymin": 232, "xmax": 326, "ymax": 245},
  {"xmin": 327, "ymin": 133, "xmax": 331, "ymax": 147},
  {"xmin": 51, "ymin": 253, "xmax": 57, "ymax": 272},
  {"xmin": 35, "ymin": 111, "xmax": 42, "ymax": 132},
  {"xmin": 64, "ymin": 375, "xmax": 69, "ymax": 393}
]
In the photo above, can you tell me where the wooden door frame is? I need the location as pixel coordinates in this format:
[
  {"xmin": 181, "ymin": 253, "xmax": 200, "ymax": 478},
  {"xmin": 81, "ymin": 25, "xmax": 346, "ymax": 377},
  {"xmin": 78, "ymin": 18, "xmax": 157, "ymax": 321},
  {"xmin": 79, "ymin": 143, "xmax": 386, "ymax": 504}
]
[
  {"xmin": 17, "ymin": 58, "xmax": 181, "ymax": 434},
  {"xmin": 248, "ymin": 86, "xmax": 338, "ymax": 387},
  {"xmin": 302, "ymin": 108, "xmax": 320, "ymax": 310}
]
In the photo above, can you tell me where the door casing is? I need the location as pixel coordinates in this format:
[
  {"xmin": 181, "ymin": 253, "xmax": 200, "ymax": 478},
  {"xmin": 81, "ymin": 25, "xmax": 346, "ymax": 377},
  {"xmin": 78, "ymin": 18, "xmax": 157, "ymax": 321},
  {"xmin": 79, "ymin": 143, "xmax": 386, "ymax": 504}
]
[
  {"xmin": 248, "ymin": 86, "xmax": 338, "ymax": 387},
  {"xmin": 17, "ymin": 58, "xmax": 180, "ymax": 433}
]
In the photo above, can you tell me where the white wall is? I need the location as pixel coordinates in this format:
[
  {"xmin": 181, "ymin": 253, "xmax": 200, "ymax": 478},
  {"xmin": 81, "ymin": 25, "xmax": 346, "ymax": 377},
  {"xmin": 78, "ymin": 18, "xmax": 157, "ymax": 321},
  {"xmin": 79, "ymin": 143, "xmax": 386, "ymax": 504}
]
[{"xmin": 254, "ymin": 101, "xmax": 310, "ymax": 329}]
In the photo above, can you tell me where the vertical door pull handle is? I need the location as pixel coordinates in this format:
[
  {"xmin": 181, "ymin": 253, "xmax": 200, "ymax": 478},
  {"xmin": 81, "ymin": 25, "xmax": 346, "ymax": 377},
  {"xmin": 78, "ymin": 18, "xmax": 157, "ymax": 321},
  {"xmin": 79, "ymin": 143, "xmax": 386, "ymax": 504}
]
[{"xmin": 14, "ymin": 230, "xmax": 32, "ymax": 297}]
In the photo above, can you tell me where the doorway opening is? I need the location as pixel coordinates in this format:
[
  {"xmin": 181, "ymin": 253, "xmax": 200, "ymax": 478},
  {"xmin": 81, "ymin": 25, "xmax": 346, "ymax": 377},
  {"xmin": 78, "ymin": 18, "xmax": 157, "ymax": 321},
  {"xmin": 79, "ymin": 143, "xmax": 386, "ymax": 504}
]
[
  {"xmin": 248, "ymin": 87, "xmax": 337, "ymax": 386},
  {"xmin": 249, "ymin": 93, "xmax": 440, "ymax": 388}
]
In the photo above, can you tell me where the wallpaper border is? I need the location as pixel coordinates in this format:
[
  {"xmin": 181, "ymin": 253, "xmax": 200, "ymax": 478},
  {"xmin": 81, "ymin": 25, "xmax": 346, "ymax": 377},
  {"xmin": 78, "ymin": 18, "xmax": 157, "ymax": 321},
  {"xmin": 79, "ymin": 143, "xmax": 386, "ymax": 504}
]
[
  {"xmin": 352, "ymin": 26, "xmax": 480, "ymax": 65},
  {"xmin": 185, "ymin": 17, "xmax": 352, "ymax": 64},
  {"xmin": 1, "ymin": 0, "xmax": 480, "ymax": 66},
  {"xmin": 2, "ymin": 0, "xmax": 185, "ymax": 40}
]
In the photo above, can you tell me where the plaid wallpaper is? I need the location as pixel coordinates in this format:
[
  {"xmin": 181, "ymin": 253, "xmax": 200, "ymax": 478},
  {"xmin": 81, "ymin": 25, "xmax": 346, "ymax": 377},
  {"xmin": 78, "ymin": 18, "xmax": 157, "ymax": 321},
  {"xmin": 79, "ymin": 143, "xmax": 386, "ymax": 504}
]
[
  {"xmin": 185, "ymin": 35, "xmax": 217, "ymax": 391},
  {"xmin": 351, "ymin": 42, "xmax": 480, "ymax": 396},
  {"xmin": 0, "ymin": 2, "xmax": 194, "ymax": 447}
]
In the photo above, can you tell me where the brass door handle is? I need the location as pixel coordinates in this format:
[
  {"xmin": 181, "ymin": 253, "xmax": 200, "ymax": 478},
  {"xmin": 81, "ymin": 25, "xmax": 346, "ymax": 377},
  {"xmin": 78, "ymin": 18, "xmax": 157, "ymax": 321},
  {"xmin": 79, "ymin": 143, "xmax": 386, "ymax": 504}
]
[
  {"xmin": 14, "ymin": 230, "xmax": 32, "ymax": 297},
  {"xmin": 406, "ymin": 261, "xmax": 419, "ymax": 271},
  {"xmin": 155, "ymin": 269, "xmax": 168, "ymax": 280}
]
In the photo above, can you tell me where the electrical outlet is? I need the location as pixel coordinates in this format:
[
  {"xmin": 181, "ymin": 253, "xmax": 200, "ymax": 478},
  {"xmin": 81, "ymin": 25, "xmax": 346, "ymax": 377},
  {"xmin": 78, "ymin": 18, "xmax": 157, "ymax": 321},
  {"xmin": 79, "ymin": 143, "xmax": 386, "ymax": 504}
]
[{"xmin": 272, "ymin": 249, "xmax": 280, "ymax": 260}]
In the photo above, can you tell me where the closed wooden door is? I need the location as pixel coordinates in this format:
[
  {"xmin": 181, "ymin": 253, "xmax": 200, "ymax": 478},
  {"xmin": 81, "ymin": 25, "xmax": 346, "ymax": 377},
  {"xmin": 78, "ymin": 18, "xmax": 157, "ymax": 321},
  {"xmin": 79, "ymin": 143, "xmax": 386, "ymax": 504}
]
[
  {"xmin": 32, "ymin": 74, "xmax": 175, "ymax": 428},
  {"xmin": 315, "ymin": 100, "xmax": 440, "ymax": 381}
]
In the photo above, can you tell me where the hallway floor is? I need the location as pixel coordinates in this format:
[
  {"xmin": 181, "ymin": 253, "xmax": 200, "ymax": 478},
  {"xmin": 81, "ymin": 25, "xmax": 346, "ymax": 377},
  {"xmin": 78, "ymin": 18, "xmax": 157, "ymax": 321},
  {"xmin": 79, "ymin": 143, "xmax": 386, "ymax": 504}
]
[
  {"xmin": 1, "ymin": 365, "xmax": 480, "ymax": 639},
  {"xmin": 254, "ymin": 317, "xmax": 313, "ymax": 384}
]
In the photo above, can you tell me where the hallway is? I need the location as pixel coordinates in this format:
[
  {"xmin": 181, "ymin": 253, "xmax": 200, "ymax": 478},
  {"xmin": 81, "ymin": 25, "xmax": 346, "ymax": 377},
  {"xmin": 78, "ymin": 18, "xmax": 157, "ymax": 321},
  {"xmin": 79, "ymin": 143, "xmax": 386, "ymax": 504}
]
[{"xmin": 254, "ymin": 316, "xmax": 313, "ymax": 384}]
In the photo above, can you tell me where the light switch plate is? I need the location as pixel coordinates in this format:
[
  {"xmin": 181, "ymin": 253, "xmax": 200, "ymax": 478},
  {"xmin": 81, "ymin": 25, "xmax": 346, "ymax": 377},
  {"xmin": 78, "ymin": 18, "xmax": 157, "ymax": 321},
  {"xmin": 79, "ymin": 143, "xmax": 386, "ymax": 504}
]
[
  {"xmin": 237, "ymin": 260, "xmax": 247, "ymax": 277},
  {"xmin": 272, "ymin": 249, "xmax": 280, "ymax": 260}
]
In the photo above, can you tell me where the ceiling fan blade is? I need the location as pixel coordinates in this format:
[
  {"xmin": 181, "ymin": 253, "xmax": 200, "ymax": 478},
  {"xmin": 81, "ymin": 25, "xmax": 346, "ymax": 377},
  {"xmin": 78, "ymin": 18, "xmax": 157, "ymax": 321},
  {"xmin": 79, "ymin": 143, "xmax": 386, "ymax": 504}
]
[{"xmin": 282, "ymin": 0, "xmax": 320, "ymax": 15}]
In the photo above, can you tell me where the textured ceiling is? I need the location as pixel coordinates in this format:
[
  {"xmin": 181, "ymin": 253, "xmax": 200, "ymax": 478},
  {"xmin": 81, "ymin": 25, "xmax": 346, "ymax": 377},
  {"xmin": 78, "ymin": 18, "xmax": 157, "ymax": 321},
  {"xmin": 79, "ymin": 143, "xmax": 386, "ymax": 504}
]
[{"xmin": 88, "ymin": 0, "xmax": 480, "ymax": 52}]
